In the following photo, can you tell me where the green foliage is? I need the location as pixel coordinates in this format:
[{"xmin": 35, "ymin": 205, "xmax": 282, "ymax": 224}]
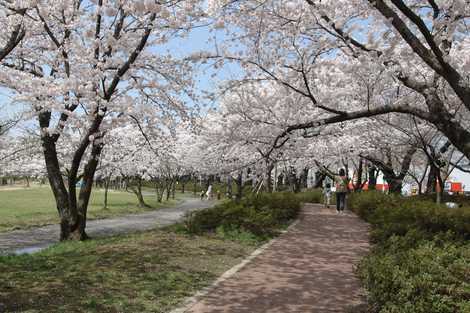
[
  {"xmin": 215, "ymin": 226, "xmax": 261, "ymax": 245},
  {"xmin": 349, "ymin": 192, "xmax": 470, "ymax": 312},
  {"xmin": 184, "ymin": 192, "xmax": 302, "ymax": 239},
  {"xmin": 0, "ymin": 229, "xmax": 256, "ymax": 313},
  {"xmin": 349, "ymin": 192, "xmax": 470, "ymax": 243},
  {"xmin": 359, "ymin": 236, "xmax": 470, "ymax": 313},
  {"xmin": 295, "ymin": 189, "xmax": 323, "ymax": 204},
  {"xmin": 415, "ymin": 193, "xmax": 470, "ymax": 207}
]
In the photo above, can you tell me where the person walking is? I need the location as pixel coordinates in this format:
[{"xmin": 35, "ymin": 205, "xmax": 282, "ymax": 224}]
[
  {"xmin": 205, "ymin": 184, "xmax": 213, "ymax": 200},
  {"xmin": 335, "ymin": 169, "xmax": 349, "ymax": 214}
]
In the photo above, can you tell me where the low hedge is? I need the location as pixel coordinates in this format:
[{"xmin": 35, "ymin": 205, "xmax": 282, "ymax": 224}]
[
  {"xmin": 349, "ymin": 192, "xmax": 470, "ymax": 313},
  {"xmin": 349, "ymin": 192, "xmax": 470, "ymax": 243},
  {"xmin": 183, "ymin": 191, "xmax": 320, "ymax": 239}
]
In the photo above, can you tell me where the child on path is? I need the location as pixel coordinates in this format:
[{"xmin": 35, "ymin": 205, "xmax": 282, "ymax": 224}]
[
  {"xmin": 335, "ymin": 169, "xmax": 349, "ymax": 214},
  {"xmin": 323, "ymin": 183, "xmax": 332, "ymax": 208}
]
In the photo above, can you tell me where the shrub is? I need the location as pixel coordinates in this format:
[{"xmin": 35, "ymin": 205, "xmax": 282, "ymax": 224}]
[
  {"xmin": 350, "ymin": 192, "xmax": 470, "ymax": 312},
  {"xmin": 295, "ymin": 189, "xmax": 323, "ymax": 204},
  {"xmin": 359, "ymin": 235, "xmax": 470, "ymax": 313},
  {"xmin": 348, "ymin": 191, "xmax": 399, "ymax": 222},
  {"xmin": 184, "ymin": 192, "xmax": 302, "ymax": 239},
  {"xmin": 349, "ymin": 192, "xmax": 470, "ymax": 243}
]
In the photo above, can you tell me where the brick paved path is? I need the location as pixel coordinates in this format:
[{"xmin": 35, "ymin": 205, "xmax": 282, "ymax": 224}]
[{"xmin": 185, "ymin": 204, "xmax": 370, "ymax": 313}]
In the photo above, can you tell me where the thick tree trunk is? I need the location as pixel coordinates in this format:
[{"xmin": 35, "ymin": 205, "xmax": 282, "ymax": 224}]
[
  {"xmin": 41, "ymin": 135, "xmax": 73, "ymax": 241},
  {"xmin": 385, "ymin": 176, "xmax": 403, "ymax": 194}
]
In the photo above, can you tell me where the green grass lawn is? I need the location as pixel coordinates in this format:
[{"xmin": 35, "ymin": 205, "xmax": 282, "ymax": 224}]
[
  {"xmin": 0, "ymin": 227, "xmax": 256, "ymax": 313},
  {"xmin": 0, "ymin": 186, "xmax": 184, "ymax": 232}
]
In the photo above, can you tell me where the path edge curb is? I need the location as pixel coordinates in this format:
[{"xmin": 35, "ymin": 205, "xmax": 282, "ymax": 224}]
[{"xmin": 169, "ymin": 218, "xmax": 301, "ymax": 313}]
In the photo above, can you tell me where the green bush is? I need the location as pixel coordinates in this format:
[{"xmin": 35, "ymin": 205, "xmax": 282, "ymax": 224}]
[
  {"xmin": 415, "ymin": 193, "xmax": 470, "ymax": 207},
  {"xmin": 184, "ymin": 192, "xmax": 302, "ymax": 239},
  {"xmin": 350, "ymin": 192, "xmax": 470, "ymax": 312},
  {"xmin": 348, "ymin": 191, "xmax": 399, "ymax": 222},
  {"xmin": 349, "ymin": 192, "xmax": 470, "ymax": 242},
  {"xmin": 295, "ymin": 189, "xmax": 323, "ymax": 204},
  {"xmin": 359, "ymin": 235, "xmax": 470, "ymax": 313}
]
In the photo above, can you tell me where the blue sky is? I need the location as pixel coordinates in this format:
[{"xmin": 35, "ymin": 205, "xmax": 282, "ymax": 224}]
[{"xmin": 0, "ymin": 24, "xmax": 243, "ymax": 122}]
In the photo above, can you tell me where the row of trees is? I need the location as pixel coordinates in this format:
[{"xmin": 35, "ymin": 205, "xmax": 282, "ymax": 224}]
[{"xmin": 0, "ymin": 0, "xmax": 469, "ymax": 240}]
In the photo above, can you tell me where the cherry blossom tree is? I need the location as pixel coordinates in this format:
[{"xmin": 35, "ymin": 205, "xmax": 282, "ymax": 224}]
[
  {"xmin": 0, "ymin": 0, "xmax": 205, "ymax": 240},
  {"xmin": 0, "ymin": 0, "xmax": 29, "ymax": 64},
  {"xmin": 206, "ymin": 0, "xmax": 470, "ymax": 159}
]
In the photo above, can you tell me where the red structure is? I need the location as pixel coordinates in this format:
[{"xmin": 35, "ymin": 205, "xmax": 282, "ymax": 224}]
[{"xmin": 351, "ymin": 182, "xmax": 389, "ymax": 191}]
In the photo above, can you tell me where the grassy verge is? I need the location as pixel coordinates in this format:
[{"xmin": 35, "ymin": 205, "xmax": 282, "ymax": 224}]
[
  {"xmin": 349, "ymin": 192, "xmax": 470, "ymax": 313},
  {"xmin": 0, "ymin": 191, "xmax": 314, "ymax": 313},
  {"xmin": 0, "ymin": 186, "xmax": 183, "ymax": 233},
  {"xmin": 0, "ymin": 227, "xmax": 257, "ymax": 313}
]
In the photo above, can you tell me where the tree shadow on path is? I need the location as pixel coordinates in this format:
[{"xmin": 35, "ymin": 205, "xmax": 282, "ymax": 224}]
[{"xmin": 187, "ymin": 204, "xmax": 370, "ymax": 313}]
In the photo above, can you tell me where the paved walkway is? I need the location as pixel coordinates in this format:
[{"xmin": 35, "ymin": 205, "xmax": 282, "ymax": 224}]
[
  {"xmin": 184, "ymin": 204, "xmax": 370, "ymax": 313},
  {"xmin": 0, "ymin": 197, "xmax": 214, "ymax": 255}
]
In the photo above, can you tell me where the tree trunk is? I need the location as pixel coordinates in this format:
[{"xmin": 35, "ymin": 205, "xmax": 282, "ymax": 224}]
[
  {"xmin": 354, "ymin": 158, "xmax": 364, "ymax": 191},
  {"xmin": 41, "ymin": 135, "xmax": 74, "ymax": 241},
  {"xmin": 314, "ymin": 171, "xmax": 326, "ymax": 188},
  {"xmin": 166, "ymin": 179, "xmax": 171, "ymax": 201},
  {"xmin": 385, "ymin": 176, "xmax": 403, "ymax": 194},
  {"xmin": 227, "ymin": 176, "xmax": 233, "ymax": 198},
  {"xmin": 235, "ymin": 171, "xmax": 243, "ymax": 202},
  {"xmin": 368, "ymin": 166, "xmax": 378, "ymax": 190},
  {"xmin": 71, "ymin": 143, "xmax": 103, "ymax": 240},
  {"xmin": 300, "ymin": 168, "xmax": 309, "ymax": 189},
  {"xmin": 103, "ymin": 176, "xmax": 110, "ymax": 210},
  {"xmin": 155, "ymin": 180, "xmax": 165, "ymax": 203},
  {"xmin": 136, "ymin": 189, "xmax": 147, "ymax": 207},
  {"xmin": 264, "ymin": 161, "xmax": 274, "ymax": 193},
  {"xmin": 426, "ymin": 164, "xmax": 438, "ymax": 194},
  {"xmin": 131, "ymin": 177, "xmax": 149, "ymax": 208}
]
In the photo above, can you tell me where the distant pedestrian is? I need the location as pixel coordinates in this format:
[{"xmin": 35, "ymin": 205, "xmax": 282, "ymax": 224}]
[
  {"xmin": 335, "ymin": 169, "xmax": 349, "ymax": 214},
  {"xmin": 323, "ymin": 183, "xmax": 332, "ymax": 208},
  {"xmin": 206, "ymin": 184, "xmax": 213, "ymax": 200}
]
